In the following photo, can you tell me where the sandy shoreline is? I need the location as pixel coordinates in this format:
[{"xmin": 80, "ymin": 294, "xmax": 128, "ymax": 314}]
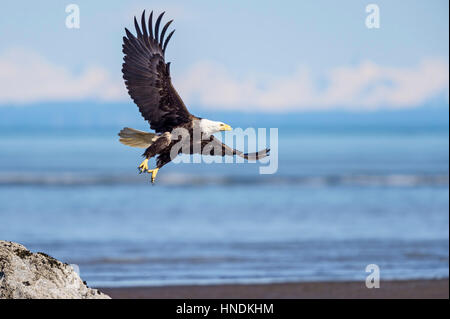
[{"xmin": 98, "ymin": 279, "xmax": 448, "ymax": 299}]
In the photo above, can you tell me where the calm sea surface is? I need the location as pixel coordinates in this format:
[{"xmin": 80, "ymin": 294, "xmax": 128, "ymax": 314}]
[{"xmin": 0, "ymin": 125, "xmax": 448, "ymax": 287}]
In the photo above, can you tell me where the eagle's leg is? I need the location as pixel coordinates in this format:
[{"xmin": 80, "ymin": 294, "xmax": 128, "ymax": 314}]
[
  {"xmin": 138, "ymin": 133, "xmax": 172, "ymax": 183},
  {"xmin": 138, "ymin": 158, "xmax": 149, "ymax": 174},
  {"xmin": 137, "ymin": 158, "xmax": 158, "ymax": 182},
  {"xmin": 147, "ymin": 168, "xmax": 159, "ymax": 183},
  {"xmin": 145, "ymin": 151, "xmax": 172, "ymax": 184},
  {"xmin": 138, "ymin": 138, "xmax": 161, "ymax": 174}
]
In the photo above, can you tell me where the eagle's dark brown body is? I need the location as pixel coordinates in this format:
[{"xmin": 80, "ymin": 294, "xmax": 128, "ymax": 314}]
[{"xmin": 142, "ymin": 121, "xmax": 194, "ymax": 169}]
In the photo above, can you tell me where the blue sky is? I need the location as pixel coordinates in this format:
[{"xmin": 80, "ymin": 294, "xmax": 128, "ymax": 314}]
[{"xmin": 0, "ymin": 0, "xmax": 448, "ymax": 112}]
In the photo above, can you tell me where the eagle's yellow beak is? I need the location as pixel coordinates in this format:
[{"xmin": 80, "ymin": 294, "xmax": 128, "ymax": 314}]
[{"xmin": 220, "ymin": 123, "xmax": 232, "ymax": 131}]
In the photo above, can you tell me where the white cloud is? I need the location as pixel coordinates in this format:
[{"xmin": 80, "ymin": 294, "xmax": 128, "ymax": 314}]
[
  {"xmin": 176, "ymin": 59, "xmax": 449, "ymax": 111},
  {"xmin": 0, "ymin": 48, "xmax": 126, "ymax": 104},
  {"xmin": 0, "ymin": 48, "xmax": 448, "ymax": 111}
]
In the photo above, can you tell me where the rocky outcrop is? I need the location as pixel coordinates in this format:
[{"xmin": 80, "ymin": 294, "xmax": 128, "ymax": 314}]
[{"xmin": 0, "ymin": 241, "xmax": 110, "ymax": 299}]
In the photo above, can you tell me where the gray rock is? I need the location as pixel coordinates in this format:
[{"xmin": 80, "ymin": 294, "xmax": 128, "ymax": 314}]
[{"xmin": 0, "ymin": 241, "xmax": 110, "ymax": 299}]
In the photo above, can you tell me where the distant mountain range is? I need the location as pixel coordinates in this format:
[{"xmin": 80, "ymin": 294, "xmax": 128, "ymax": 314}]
[{"xmin": 0, "ymin": 101, "xmax": 448, "ymax": 131}]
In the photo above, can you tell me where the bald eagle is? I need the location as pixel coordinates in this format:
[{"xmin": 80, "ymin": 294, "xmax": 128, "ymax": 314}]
[{"xmin": 119, "ymin": 11, "xmax": 269, "ymax": 183}]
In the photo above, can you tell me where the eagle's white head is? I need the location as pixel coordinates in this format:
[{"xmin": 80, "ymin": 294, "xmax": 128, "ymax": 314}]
[{"xmin": 199, "ymin": 119, "xmax": 232, "ymax": 136}]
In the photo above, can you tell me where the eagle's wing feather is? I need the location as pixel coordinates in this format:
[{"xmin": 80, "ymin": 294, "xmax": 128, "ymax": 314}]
[
  {"xmin": 203, "ymin": 136, "xmax": 270, "ymax": 161},
  {"xmin": 122, "ymin": 11, "xmax": 192, "ymax": 133}
]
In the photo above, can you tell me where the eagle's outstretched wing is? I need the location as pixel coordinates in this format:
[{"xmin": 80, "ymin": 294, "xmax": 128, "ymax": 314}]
[
  {"xmin": 122, "ymin": 11, "xmax": 193, "ymax": 133},
  {"xmin": 202, "ymin": 136, "xmax": 270, "ymax": 161}
]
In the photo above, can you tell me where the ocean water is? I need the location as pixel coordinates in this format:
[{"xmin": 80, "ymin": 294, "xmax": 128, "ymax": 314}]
[{"xmin": 0, "ymin": 124, "xmax": 448, "ymax": 287}]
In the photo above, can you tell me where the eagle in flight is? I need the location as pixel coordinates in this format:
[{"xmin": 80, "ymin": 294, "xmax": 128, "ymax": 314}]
[{"xmin": 119, "ymin": 11, "xmax": 269, "ymax": 183}]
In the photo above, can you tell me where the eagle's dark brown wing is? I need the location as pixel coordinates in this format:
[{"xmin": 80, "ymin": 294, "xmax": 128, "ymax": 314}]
[
  {"xmin": 202, "ymin": 136, "xmax": 270, "ymax": 160},
  {"xmin": 122, "ymin": 11, "xmax": 193, "ymax": 133}
]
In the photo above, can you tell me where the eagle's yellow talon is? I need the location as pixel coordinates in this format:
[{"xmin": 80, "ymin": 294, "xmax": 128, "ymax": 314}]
[
  {"xmin": 138, "ymin": 158, "xmax": 149, "ymax": 173},
  {"xmin": 147, "ymin": 168, "xmax": 159, "ymax": 183}
]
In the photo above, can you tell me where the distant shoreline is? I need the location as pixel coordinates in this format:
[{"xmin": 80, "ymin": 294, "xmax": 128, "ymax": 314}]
[{"xmin": 98, "ymin": 279, "xmax": 449, "ymax": 299}]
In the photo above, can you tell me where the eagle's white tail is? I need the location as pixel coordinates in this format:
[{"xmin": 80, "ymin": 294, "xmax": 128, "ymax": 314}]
[{"xmin": 118, "ymin": 127, "xmax": 157, "ymax": 148}]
